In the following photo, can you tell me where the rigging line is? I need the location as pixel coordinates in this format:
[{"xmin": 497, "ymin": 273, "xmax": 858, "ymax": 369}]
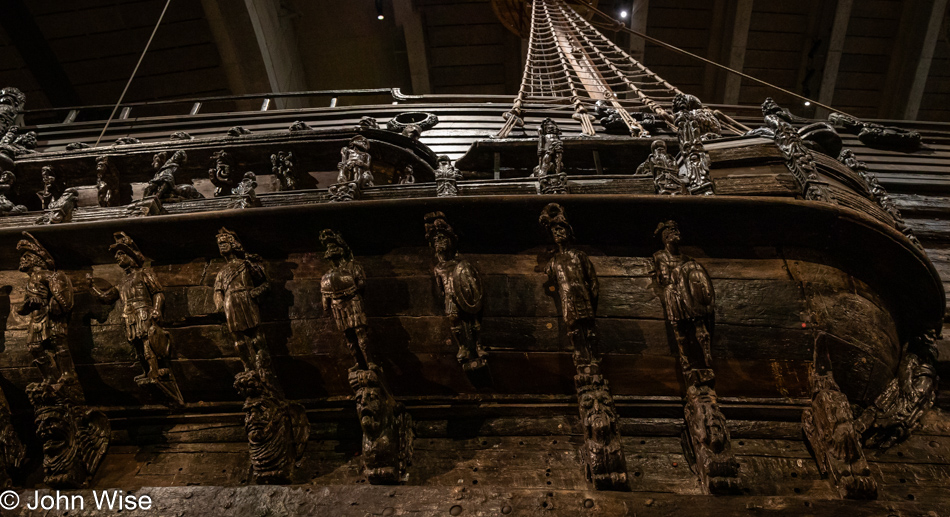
[
  {"xmin": 584, "ymin": 4, "xmax": 856, "ymax": 118},
  {"xmin": 93, "ymin": 0, "xmax": 173, "ymax": 147}
]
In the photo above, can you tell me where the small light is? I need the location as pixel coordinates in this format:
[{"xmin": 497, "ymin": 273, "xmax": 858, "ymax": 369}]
[
  {"xmin": 803, "ymin": 101, "xmax": 811, "ymax": 107},
  {"xmin": 620, "ymin": 10, "xmax": 628, "ymax": 18},
  {"xmin": 377, "ymin": 14, "xmax": 385, "ymax": 20}
]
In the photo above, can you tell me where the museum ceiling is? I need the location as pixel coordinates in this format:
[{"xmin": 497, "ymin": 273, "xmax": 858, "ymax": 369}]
[{"xmin": 0, "ymin": 0, "xmax": 946, "ymax": 122}]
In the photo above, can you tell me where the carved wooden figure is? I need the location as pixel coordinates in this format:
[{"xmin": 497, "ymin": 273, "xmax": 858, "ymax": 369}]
[
  {"xmin": 532, "ymin": 118, "xmax": 568, "ymax": 194},
  {"xmin": 857, "ymin": 331, "xmax": 938, "ymax": 448},
  {"xmin": 652, "ymin": 220, "xmax": 739, "ymax": 493},
  {"xmin": 37, "ymin": 164, "xmax": 65, "ymax": 209},
  {"xmin": 18, "ymin": 232, "xmax": 110, "ymax": 488},
  {"xmin": 320, "ymin": 229, "xmax": 374, "ymax": 371},
  {"xmin": 434, "ymin": 155, "xmax": 461, "ymax": 197},
  {"xmin": 208, "ymin": 149, "xmax": 239, "ymax": 197},
  {"xmin": 37, "ymin": 187, "xmax": 78, "ymax": 225},
  {"xmin": 539, "ymin": 204, "xmax": 599, "ymax": 368},
  {"xmin": 424, "ymin": 212, "xmax": 487, "ymax": 373},
  {"xmin": 803, "ymin": 342, "xmax": 878, "ymax": 499},
  {"xmin": 95, "ymin": 155, "xmax": 121, "ymax": 207},
  {"xmin": 144, "ymin": 150, "xmax": 203, "ymax": 202},
  {"xmin": 228, "ymin": 172, "xmax": 262, "ymax": 209},
  {"xmin": 575, "ymin": 372, "xmax": 628, "ymax": 491},
  {"xmin": 88, "ymin": 232, "xmax": 183, "ymax": 406},
  {"xmin": 0, "ymin": 171, "xmax": 25, "ymax": 215},
  {"xmin": 674, "ymin": 115, "xmax": 714, "ymax": 195},
  {"xmin": 349, "ymin": 367, "xmax": 413, "ymax": 484},
  {"xmin": 671, "ymin": 93, "xmax": 721, "ymax": 141},
  {"xmin": 270, "ymin": 150, "xmax": 298, "ymax": 191},
  {"xmin": 214, "ymin": 228, "xmax": 271, "ymax": 374},
  {"xmin": 234, "ymin": 368, "xmax": 309, "ymax": 484},
  {"xmin": 636, "ymin": 140, "xmax": 686, "ymax": 195}
]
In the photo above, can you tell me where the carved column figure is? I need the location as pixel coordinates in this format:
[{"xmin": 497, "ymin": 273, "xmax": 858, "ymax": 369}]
[
  {"xmin": 803, "ymin": 340, "xmax": 878, "ymax": 499},
  {"xmin": 856, "ymin": 330, "xmax": 939, "ymax": 448},
  {"xmin": 0, "ymin": 171, "xmax": 26, "ymax": 215},
  {"xmin": 434, "ymin": 155, "xmax": 461, "ymax": 197},
  {"xmin": 765, "ymin": 104, "xmax": 834, "ymax": 203},
  {"xmin": 539, "ymin": 203, "xmax": 628, "ymax": 490},
  {"xmin": 424, "ymin": 212, "xmax": 488, "ymax": 373},
  {"xmin": 674, "ymin": 114, "xmax": 714, "ymax": 195},
  {"xmin": 17, "ymin": 232, "xmax": 110, "ymax": 488},
  {"xmin": 228, "ymin": 172, "xmax": 262, "ymax": 209},
  {"xmin": 88, "ymin": 232, "xmax": 183, "ymax": 406},
  {"xmin": 233, "ymin": 368, "xmax": 309, "ymax": 484},
  {"xmin": 143, "ymin": 150, "xmax": 203, "ymax": 203},
  {"xmin": 671, "ymin": 93, "xmax": 721, "ymax": 141},
  {"xmin": 330, "ymin": 135, "xmax": 373, "ymax": 202},
  {"xmin": 349, "ymin": 367, "xmax": 413, "ymax": 484},
  {"xmin": 0, "ymin": 87, "xmax": 33, "ymax": 165},
  {"xmin": 37, "ymin": 164, "xmax": 65, "ymax": 209},
  {"xmin": 319, "ymin": 229, "xmax": 374, "ymax": 371},
  {"xmin": 0, "ymin": 388, "xmax": 25, "ymax": 487},
  {"xmin": 95, "ymin": 156, "xmax": 121, "ymax": 207},
  {"xmin": 397, "ymin": 165, "xmax": 415, "ymax": 185},
  {"xmin": 532, "ymin": 118, "xmax": 568, "ymax": 194},
  {"xmin": 208, "ymin": 149, "xmax": 239, "ymax": 197},
  {"xmin": 652, "ymin": 220, "xmax": 739, "ymax": 493},
  {"xmin": 214, "ymin": 228, "xmax": 272, "ymax": 374},
  {"xmin": 320, "ymin": 229, "xmax": 413, "ymax": 483},
  {"xmin": 636, "ymin": 140, "xmax": 686, "ymax": 195},
  {"xmin": 270, "ymin": 150, "xmax": 299, "ymax": 191}
]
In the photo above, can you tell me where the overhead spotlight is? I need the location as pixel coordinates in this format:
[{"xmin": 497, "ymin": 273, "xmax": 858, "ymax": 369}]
[
  {"xmin": 804, "ymin": 101, "xmax": 811, "ymax": 107},
  {"xmin": 375, "ymin": 0, "xmax": 385, "ymax": 20},
  {"xmin": 620, "ymin": 10, "xmax": 628, "ymax": 18},
  {"xmin": 378, "ymin": 14, "xmax": 385, "ymax": 20}
]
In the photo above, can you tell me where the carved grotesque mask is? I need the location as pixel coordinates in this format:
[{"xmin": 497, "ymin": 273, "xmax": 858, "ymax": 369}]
[
  {"xmin": 357, "ymin": 386, "xmax": 383, "ymax": 433},
  {"xmin": 579, "ymin": 386, "xmax": 616, "ymax": 442},
  {"xmin": 19, "ymin": 251, "xmax": 42, "ymax": 272}
]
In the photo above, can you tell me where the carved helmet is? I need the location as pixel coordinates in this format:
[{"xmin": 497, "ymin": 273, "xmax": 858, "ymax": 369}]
[
  {"xmin": 109, "ymin": 232, "xmax": 147, "ymax": 266},
  {"xmin": 538, "ymin": 117, "xmax": 561, "ymax": 136},
  {"xmin": 654, "ymin": 220, "xmax": 680, "ymax": 240},
  {"xmin": 423, "ymin": 211, "xmax": 457, "ymax": 246},
  {"xmin": 348, "ymin": 135, "xmax": 370, "ymax": 152},
  {"xmin": 319, "ymin": 229, "xmax": 353, "ymax": 261},
  {"xmin": 16, "ymin": 231, "xmax": 54, "ymax": 268}
]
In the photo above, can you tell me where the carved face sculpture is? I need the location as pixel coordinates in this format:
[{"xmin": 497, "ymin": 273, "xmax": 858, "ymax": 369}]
[
  {"xmin": 356, "ymin": 386, "xmax": 384, "ymax": 435},
  {"xmin": 661, "ymin": 225, "xmax": 681, "ymax": 248},
  {"xmin": 151, "ymin": 152, "xmax": 166, "ymax": 170},
  {"xmin": 324, "ymin": 240, "xmax": 344, "ymax": 262},
  {"xmin": 551, "ymin": 223, "xmax": 570, "ymax": 245},
  {"xmin": 244, "ymin": 396, "xmax": 279, "ymax": 444},
  {"xmin": 431, "ymin": 231, "xmax": 455, "ymax": 260},
  {"xmin": 437, "ymin": 156, "xmax": 451, "ymax": 170},
  {"xmin": 114, "ymin": 250, "xmax": 136, "ymax": 270},
  {"xmin": 652, "ymin": 140, "xmax": 667, "ymax": 156},
  {"xmin": 19, "ymin": 251, "xmax": 42, "ymax": 273},
  {"xmin": 0, "ymin": 170, "xmax": 14, "ymax": 190},
  {"xmin": 41, "ymin": 167, "xmax": 55, "ymax": 188},
  {"xmin": 217, "ymin": 235, "xmax": 233, "ymax": 257},
  {"xmin": 579, "ymin": 386, "xmax": 617, "ymax": 443}
]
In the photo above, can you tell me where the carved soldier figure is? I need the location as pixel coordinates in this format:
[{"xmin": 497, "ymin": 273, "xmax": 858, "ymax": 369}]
[
  {"xmin": 424, "ymin": 212, "xmax": 487, "ymax": 372},
  {"xmin": 214, "ymin": 228, "xmax": 271, "ymax": 373},
  {"xmin": 17, "ymin": 232, "xmax": 77, "ymax": 391},
  {"xmin": 88, "ymin": 232, "xmax": 182, "ymax": 405},
  {"xmin": 37, "ymin": 165, "xmax": 65, "ymax": 209},
  {"xmin": 652, "ymin": 220, "xmax": 715, "ymax": 384},
  {"xmin": 637, "ymin": 140, "xmax": 686, "ymax": 195},
  {"xmin": 320, "ymin": 229, "xmax": 374, "ymax": 370},
  {"xmin": 434, "ymin": 155, "xmax": 461, "ymax": 197},
  {"xmin": 397, "ymin": 165, "xmax": 415, "ymax": 184},
  {"xmin": 533, "ymin": 118, "xmax": 568, "ymax": 194},
  {"xmin": 208, "ymin": 149, "xmax": 238, "ymax": 197},
  {"xmin": 270, "ymin": 150, "xmax": 298, "ymax": 191},
  {"xmin": 349, "ymin": 368, "xmax": 413, "ymax": 484},
  {"xmin": 0, "ymin": 171, "xmax": 26, "ymax": 215},
  {"xmin": 95, "ymin": 156, "xmax": 121, "ymax": 207},
  {"xmin": 539, "ymin": 203, "xmax": 599, "ymax": 368},
  {"xmin": 234, "ymin": 369, "xmax": 309, "ymax": 484},
  {"xmin": 576, "ymin": 373, "xmax": 628, "ymax": 490},
  {"xmin": 338, "ymin": 135, "xmax": 374, "ymax": 187}
]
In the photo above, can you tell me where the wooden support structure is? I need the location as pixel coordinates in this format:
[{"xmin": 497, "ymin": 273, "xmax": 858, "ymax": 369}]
[
  {"xmin": 815, "ymin": 0, "xmax": 852, "ymax": 119},
  {"xmin": 393, "ymin": 0, "xmax": 432, "ymax": 95},
  {"xmin": 722, "ymin": 0, "xmax": 753, "ymax": 105},
  {"xmin": 242, "ymin": 0, "xmax": 310, "ymax": 109}
]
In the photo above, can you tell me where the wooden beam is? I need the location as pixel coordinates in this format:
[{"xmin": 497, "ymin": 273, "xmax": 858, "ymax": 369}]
[
  {"xmin": 702, "ymin": 0, "xmax": 728, "ymax": 102},
  {"xmin": 722, "ymin": 0, "xmax": 754, "ymax": 105},
  {"xmin": 815, "ymin": 0, "xmax": 852, "ymax": 119},
  {"xmin": 243, "ymin": 0, "xmax": 309, "ymax": 108},
  {"xmin": 393, "ymin": 0, "xmax": 431, "ymax": 95},
  {"xmin": 627, "ymin": 0, "xmax": 649, "ymax": 63},
  {"xmin": 904, "ymin": 0, "xmax": 949, "ymax": 119}
]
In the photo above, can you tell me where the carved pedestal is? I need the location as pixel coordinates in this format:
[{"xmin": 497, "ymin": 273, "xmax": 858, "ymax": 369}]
[
  {"xmin": 682, "ymin": 383, "xmax": 740, "ymax": 494},
  {"xmin": 538, "ymin": 173, "xmax": 568, "ymax": 194},
  {"xmin": 329, "ymin": 182, "xmax": 359, "ymax": 202},
  {"xmin": 234, "ymin": 369, "xmax": 309, "ymax": 484},
  {"xmin": 575, "ymin": 370, "xmax": 628, "ymax": 490},
  {"xmin": 27, "ymin": 381, "xmax": 110, "ymax": 488},
  {"xmin": 349, "ymin": 368, "xmax": 413, "ymax": 484}
]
